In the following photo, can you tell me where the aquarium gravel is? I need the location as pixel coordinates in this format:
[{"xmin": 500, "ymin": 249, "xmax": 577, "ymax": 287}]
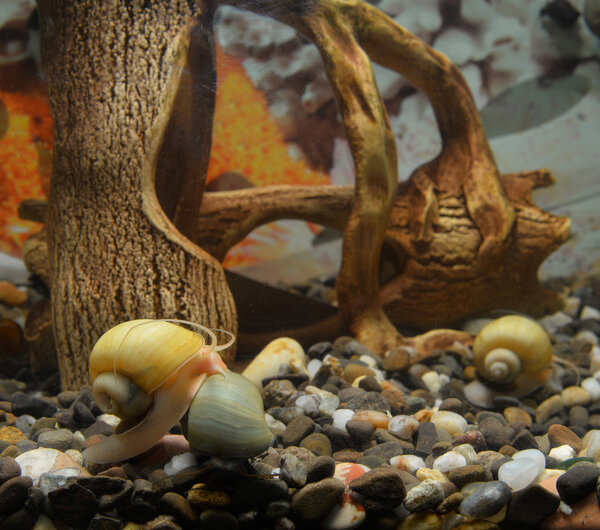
[{"xmin": 0, "ymin": 273, "xmax": 599, "ymax": 529}]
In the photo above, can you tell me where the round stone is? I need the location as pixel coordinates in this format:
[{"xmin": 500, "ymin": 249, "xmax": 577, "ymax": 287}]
[
  {"xmin": 300, "ymin": 433, "xmax": 332, "ymax": 457},
  {"xmin": 556, "ymin": 462, "xmax": 600, "ymax": 504},
  {"xmin": 432, "ymin": 451, "xmax": 467, "ymax": 473},
  {"xmin": 388, "ymin": 415, "xmax": 419, "ymax": 440},
  {"xmin": 403, "ymin": 479, "xmax": 445, "ymax": 512},
  {"xmin": 332, "ymin": 409, "xmax": 355, "ymax": 432},
  {"xmin": 561, "ymin": 386, "xmax": 591, "ymax": 408},
  {"xmin": 498, "ymin": 458, "xmax": 539, "ymax": 491},
  {"xmin": 548, "ymin": 424, "xmax": 583, "ymax": 453},
  {"xmin": 390, "ymin": 455, "xmax": 425, "ymax": 475},
  {"xmin": 291, "ymin": 478, "xmax": 345, "ymax": 522},
  {"xmin": 512, "ymin": 449, "xmax": 546, "ymax": 476},
  {"xmin": 430, "ymin": 411, "xmax": 467, "ymax": 437},
  {"xmin": 459, "ymin": 480, "xmax": 511, "ymax": 518},
  {"xmin": 282, "ymin": 416, "xmax": 316, "ymax": 447}
]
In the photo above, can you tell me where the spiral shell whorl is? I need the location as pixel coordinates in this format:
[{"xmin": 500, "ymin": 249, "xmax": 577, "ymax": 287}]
[
  {"xmin": 89, "ymin": 319, "xmax": 206, "ymax": 395},
  {"xmin": 473, "ymin": 315, "xmax": 552, "ymax": 383}
]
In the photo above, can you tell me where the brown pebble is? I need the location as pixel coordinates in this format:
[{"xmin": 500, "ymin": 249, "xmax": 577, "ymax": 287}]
[
  {"xmin": 381, "ymin": 388, "xmax": 410, "ymax": 416},
  {"xmin": 437, "ymin": 492, "xmax": 464, "ymax": 514},
  {"xmin": 352, "ymin": 410, "xmax": 390, "ymax": 430},
  {"xmin": 499, "ymin": 445, "xmax": 518, "ymax": 457},
  {"xmin": 548, "ymin": 424, "xmax": 583, "ymax": 453},
  {"xmin": 504, "ymin": 407, "xmax": 532, "ymax": 425},
  {"xmin": 0, "ymin": 426, "xmax": 25, "ymax": 445},
  {"xmin": 345, "ymin": 420, "xmax": 374, "ymax": 443},
  {"xmin": 438, "ymin": 398, "xmax": 464, "ymax": 415},
  {"xmin": 381, "ymin": 347, "xmax": 411, "ymax": 372},
  {"xmin": 187, "ymin": 485, "xmax": 231, "ymax": 509},
  {"xmin": 447, "ymin": 465, "xmax": 491, "ymax": 489},
  {"xmin": 0, "ymin": 282, "xmax": 27, "ymax": 307},
  {"xmin": 452, "ymin": 430, "xmax": 487, "ymax": 452},
  {"xmin": 332, "ymin": 449, "xmax": 363, "ymax": 463},
  {"xmin": 343, "ymin": 364, "xmax": 376, "ymax": 383}
]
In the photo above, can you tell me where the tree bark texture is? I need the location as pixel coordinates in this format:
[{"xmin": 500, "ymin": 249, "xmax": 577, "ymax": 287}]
[{"xmin": 39, "ymin": 1, "xmax": 236, "ymax": 389}]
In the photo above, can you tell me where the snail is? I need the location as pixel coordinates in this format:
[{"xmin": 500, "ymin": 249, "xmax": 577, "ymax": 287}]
[
  {"xmin": 464, "ymin": 315, "xmax": 557, "ymax": 407},
  {"xmin": 83, "ymin": 319, "xmax": 274, "ymax": 464}
]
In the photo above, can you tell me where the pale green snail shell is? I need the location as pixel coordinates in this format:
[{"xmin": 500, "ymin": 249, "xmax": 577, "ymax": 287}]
[{"xmin": 184, "ymin": 371, "xmax": 274, "ymax": 458}]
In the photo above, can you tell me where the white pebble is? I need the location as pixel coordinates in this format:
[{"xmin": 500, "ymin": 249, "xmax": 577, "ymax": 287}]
[
  {"xmin": 265, "ymin": 413, "xmax": 286, "ymax": 436},
  {"xmin": 359, "ymin": 355, "xmax": 378, "ymax": 370},
  {"xmin": 332, "ymin": 409, "xmax": 355, "ymax": 431},
  {"xmin": 581, "ymin": 305, "xmax": 600, "ymax": 320},
  {"xmin": 319, "ymin": 395, "xmax": 341, "ymax": 417},
  {"xmin": 295, "ymin": 394, "xmax": 321, "ymax": 417},
  {"xmin": 549, "ymin": 445, "xmax": 577, "ymax": 463},
  {"xmin": 430, "ymin": 410, "xmax": 468, "ymax": 436},
  {"xmin": 421, "ymin": 371, "xmax": 442, "ymax": 393},
  {"xmin": 575, "ymin": 329, "xmax": 599, "ymax": 346},
  {"xmin": 307, "ymin": 358, "xmax": 323, "ymax": 379},
  {"xmin": 390, "ymin": 454, "xmax": 425, "ymax": 475},
  {"xmin": 65, "ymin": 449, "xmax": 84, "ymax": 466},
  {"xmin": 164, "ymin": 452, "xmax": 197, "ymax": 476},
  {"xmin": 539, "ymin": 311, "xmax": 572, "ymax": 334},
  {"xmin": 453, "ymin": 444, "xmax": 477, "ymax": 465},
  {"xmin": 433, "ymin": 451, "xmax": 467, "ymax": 473},
  {"xmin": 498, "ymin": 458, "xmax": 539, "ymax": 491},
  {"xmin": 512, "ymin": 449, "xmax": 546, "ymax": 476},
  {"xmin": 388, "ymin": 415, "xmax": 419, "ymax": 440},
  {"xmin": 582, "ymin": 377, "xmax": 600, "ymax": 402},
  {"xmin": 563, "ymin": 296, "xmax": 581, "ymax": 317},
  {"xmin": 580, "ymin": 430, "xmax": 600, "ymax": 460},
  {"xmin": 96, "ymin": 414, "xmax": 120, "ymax": 428}
]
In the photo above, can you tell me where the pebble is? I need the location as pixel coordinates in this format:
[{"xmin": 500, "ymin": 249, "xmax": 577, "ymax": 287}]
[
  {"xmin": 549, "ymin": 444, "xmax": 577, "ymax": 462},
  {"xmin": 15, "ymin": 447, "xmax": 89, "ymax": 485},
  {"xmin": 430, "ymin": 411, "xmax": 467, "ymax": 436},
  {"xmin": 497, "ymin": 457, "xmax": 539, "ymax": 491},
  {"xmin": 432, "ymin": 451, "xmax": 467, "ymax": 473},
  {"xmin": 263, "ymin": 380, "xmax": 297, "ymax": 409},
  {"xmin": 504, "ymin": 483, "xmax": 561, "ymax": 527},
  {"xmin": 447, "ymin": 465, "xmax": 490, "ymax": 489},
  {"xmin": 459, "ymin": 480, "xmax": 512, "ymax": 519},
  {"xmin": 344, "ymin": 392, "xmax": 391, "ymax": 413},
  {"xmin": 300, "ymin": 433, "xmax": 332, "ymax": 457},
  {"xmin": 388, "ymin": 415, "xmax": 419, "ymax": 440},
  {"xmin": 291, "ymin": 477, "xmax": 345, "ymax": 522},
  {"xmin": 282, "ymin": 415, "xmax": 315, "ymax": 447},
  {"xmin": 478, "ymin": 417, "xmax": 511, "ymax": 451},
  {"xmin": 345, "ymin": 419, "xmax": 374, "ymax": 443},
  {"xmin": 548, "ymin": 424, "xmax": 583, "ymax": 452},
  {"xmin": 536, "ymin": 395, "xmax": 565, "ymax": 424},
  {"xmin": 561, "ymin": 385, "xmax": 591, "ymax": 407},
  {"xmin": 403, "ymin": 478, "xmax": 445, "ymax": 512},
  {"xmin": 390, "ymin": 454, "xmax": 425, "ymax": 475},
  {"xmin": 348, "ymin": 467, "xmax": 406, "ymax": 501},
  {"xmin": 556, "ymin": 462, "xmax": 600, "ymax": 504},
  {"xmin": 332, "ymin": 409, "xmax": 355, "ymax": 431},
  {"xmin": 351, "ymin": 410, "xmax": 390, "ymax": 429}
]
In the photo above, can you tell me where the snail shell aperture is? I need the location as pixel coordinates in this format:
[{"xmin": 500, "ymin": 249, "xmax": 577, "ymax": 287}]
[
  {"xmin": 184, "ymin": 371, "xmax": 274, "ymax": 458},
  {"xmin": 473, "ymin": 315, "xmax": 552, "ymax": 385}
]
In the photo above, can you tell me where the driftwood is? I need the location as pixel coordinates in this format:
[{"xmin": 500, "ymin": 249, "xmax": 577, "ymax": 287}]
[
  {"xmin": 35, "ymin": 0, "xmax": 568, "ymax": 387},
  {"xmin": 38, "ymin": 2, "xmax": 236, "ymax": 389},
  {"xmin": 196, "ymin": 1, "xmax": 569, "ymax": 353}
]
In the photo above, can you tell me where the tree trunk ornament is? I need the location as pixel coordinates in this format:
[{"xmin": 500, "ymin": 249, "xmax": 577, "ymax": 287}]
[{"xmin": 37, "ymin": 0, "xmax": 569, "ymax": 388}]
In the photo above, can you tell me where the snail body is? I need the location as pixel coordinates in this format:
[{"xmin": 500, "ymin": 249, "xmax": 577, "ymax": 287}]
[{"xmin": 83, "ymin": 319, "xmax": 273, "ymax": 464}]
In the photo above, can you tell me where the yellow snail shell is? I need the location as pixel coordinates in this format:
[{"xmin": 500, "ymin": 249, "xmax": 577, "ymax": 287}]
[
  {"xmin": 83, "ymin": 319, "xmax": 273, "ymax": 464},
  {"xmin": 465, "ymin": 315, "xmax": 553, "ymax": 407},
  {"xmin": 473, "ymin": 315, "xmax": 552, "ymax": 384}
]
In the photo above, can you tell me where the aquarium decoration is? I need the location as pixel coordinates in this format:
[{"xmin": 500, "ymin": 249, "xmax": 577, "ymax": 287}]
[{"xmin": 27, "ymin": 0, "xmax": 570, "ymax": 389}]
